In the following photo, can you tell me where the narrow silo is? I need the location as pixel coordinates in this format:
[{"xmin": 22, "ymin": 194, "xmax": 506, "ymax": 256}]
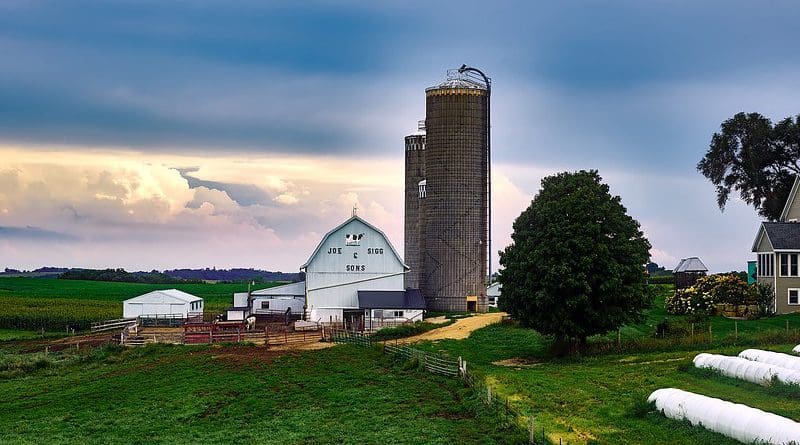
[
  {"xmin": 423, "ymin": 71, "xmax": 489, "ymax": 312},
  {"xmin": 404, "ymin": 121, "xmax": 426, "ymax": 290}
]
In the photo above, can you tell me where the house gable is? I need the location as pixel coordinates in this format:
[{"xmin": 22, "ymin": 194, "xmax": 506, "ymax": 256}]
[
  {"xmin": 752, "ymin": 224, "xmax": 774, "ymax": 253},
  {"xmin": 781, "ymin": 176, "xmax": 800, "ymax": 222}
]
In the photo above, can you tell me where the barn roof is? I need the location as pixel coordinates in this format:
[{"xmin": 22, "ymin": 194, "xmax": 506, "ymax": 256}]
[
  {"xmin": 301, "ymin": 215, "xmax": 408, "ymax": 270},
  {"xmin": 124, "ymin": 289, "xmax": 202, "ymax": 304},
  {"xmin": 358, "ymin": 289, "xmax": 426, "ymax": 310},
  {"xmin": 757, "ymin": 222, "xmax": 800, "ymax": 250},
  {"xmin": 673, "ymin": 257, "xmax": 708, "ymax": 273},
  {"xmin": 251, "ymin": 281, "xmax": 306, "ymax": 296}
]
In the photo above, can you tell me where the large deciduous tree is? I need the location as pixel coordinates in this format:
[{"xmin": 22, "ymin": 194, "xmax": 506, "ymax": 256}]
[
  {"xmin": 698, "ymin": 112, "xmax": 800, "ymax": 221},
  {"xmin": 498, "ymin": 170, "xmax": 651, "ymax": 346}
]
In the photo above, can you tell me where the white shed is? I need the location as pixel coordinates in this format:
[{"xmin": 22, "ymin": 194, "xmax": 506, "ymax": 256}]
[
  {"xmin": 250, "ymin": 281, "xmax": 306, "ymax": 315},
  {"xmin": 122, "ymin": 289, "xmax": 203, "ymax": 319},
  {"xmin": 487, "ymin": 282, "xmax": 502, "ymax": 307}
]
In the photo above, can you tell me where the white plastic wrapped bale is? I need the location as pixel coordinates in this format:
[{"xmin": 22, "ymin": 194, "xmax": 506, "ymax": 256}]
[
  {"xmin": 648, "ymin": 388, "xmax": 800, "ymax": 444},
  {"xmin": 740, "ymin": 349, "xmax": 800, "ymax": 371},
  {"xmin": 693, "ymin": 353, "xmax": 800, "ymax": 386},
  {"xmin": 793, "ymin": 344, "xmax": 800, "ymax": 356}
]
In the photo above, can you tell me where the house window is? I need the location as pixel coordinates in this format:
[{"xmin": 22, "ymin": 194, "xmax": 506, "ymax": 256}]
[
  {"xmin": 789, "ymin": 289, "xmax": 800, "ymax": 305},
  {"xmin": 261, "ymin": 301, "xmax": 269, "ymax": 309},
  {"xmin": 393, "ymin": 311, "xmax": 404, "ymax": 318},
  {"xmin": 758, "ymin": 253, "xmax": 774, "ymax": 277},
  {"xmin": 779, "ymin": 254, "xmax": 800, "ymax": 277}
]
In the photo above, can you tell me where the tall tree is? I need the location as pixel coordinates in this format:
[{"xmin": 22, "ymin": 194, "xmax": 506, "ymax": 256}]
[
  {"xmin": 498, "ymin": 170, "xmax": 651, "ymax": 346},
  {"xmin": 698, "ymin": 112, "xmax": 800, "ymax": 221}
]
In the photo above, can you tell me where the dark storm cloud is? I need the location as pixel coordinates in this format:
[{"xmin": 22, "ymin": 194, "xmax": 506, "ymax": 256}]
[
  {"xmin": 177, "ymin": 168, "xmax": 273, "ymax": 207},
  {"xmin": 0, "ymin": 226, "xmax": 79, "ymax": 241}
]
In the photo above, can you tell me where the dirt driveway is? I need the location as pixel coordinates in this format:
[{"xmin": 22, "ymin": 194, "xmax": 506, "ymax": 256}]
[{"xmin": 398, "ymin": 312, "xmax": 506, "ymax": 343}]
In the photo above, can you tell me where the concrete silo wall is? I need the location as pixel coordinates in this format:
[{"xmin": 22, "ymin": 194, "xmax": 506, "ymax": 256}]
[
  {"xmin": 404, "ymin": 133, "xmax": 426, "ymax": 290},
  {"xmin": 423, "ymin": 86, "xmax": 488, "ymax": 312}
]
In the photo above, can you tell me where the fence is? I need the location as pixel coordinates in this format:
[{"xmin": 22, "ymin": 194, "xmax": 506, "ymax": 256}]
[
  {"xmin": 330, "ymin": 328, "xmax": 561, "ymax": 444},
  {"xmin": 138, "ymin": 314, "xmax": 186, "ymax": 328},
  {"xmin": 90, "ymin": 318, "xmax": 137, "ymax": 333}
]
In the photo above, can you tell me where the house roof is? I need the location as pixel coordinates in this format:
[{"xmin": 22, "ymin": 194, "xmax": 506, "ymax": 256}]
[
  {"xmin": 124, "ymin": 289, "xmax": 202, "ymax": 304},
  {"xmin": 673, "ymin": 257, "xmax": 708, "ymax": 273},
  {"xmin": 780, "ymin": 176, "xmax": 800, "ymax": 221},
  {"xmin": 357, "ymin": 289, "xmax": 426, "ymax": 310},
  {"xmin": 759, "ymin": 222, "xmax": 800, "ymax": 250},
  {"xmin": 251, "ymin": 281, "xmax": 306, "ymax": 296},
  {"xmin": 301, "ymin": 215, "xmax": 408, "ymax": 270}
]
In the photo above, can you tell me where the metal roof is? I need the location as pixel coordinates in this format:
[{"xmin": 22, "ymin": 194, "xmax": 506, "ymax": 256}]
[
  {"xmin": 124, "ymin": 289, "xmax": 202, "ymax": 304},
  {"xmin": 301, "ymin": 215, "xmax": 408, "ymax": 270},
  {"xmin": 762, "ymin": 222, "xmax": 800, "ymax": 250},
  {"xmin": 251, "ymin": 281, "xmax": 305, "ymax": 296},
  {"xmin": 357, "ymin": 289, "xmax": 426, "ymax": 310},
  {"xmin": 673, "ymin": 257, "xmax": 708, "ymax": 273}
]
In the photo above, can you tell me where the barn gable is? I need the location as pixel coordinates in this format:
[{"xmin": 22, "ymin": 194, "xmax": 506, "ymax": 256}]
[{"xmin": 302, "ymin": 215, "xmax": 408, "ymax": 272}]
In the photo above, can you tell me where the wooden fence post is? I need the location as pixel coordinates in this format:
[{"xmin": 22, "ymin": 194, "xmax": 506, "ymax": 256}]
[
  {"xmin": 690, "ymin": 323, "xmax": 694, "ymax": 342},
  {"xmin": 486, "ymin": 385, "xmax": 492, "ymax": 404},
  {"xmin": 787, "ymin": 320, "xmax": 790, "ymax": 335},
  {"xmin": 735, "ymin": 320, "xmax": 738, "ymax": 343},
  {"xmin": 529, "ymin": 415, "xmax": 535, "ymax": 444},
  {"xmin": 708, "ymin": 324, "xmax": 712, "ymax": 342}
]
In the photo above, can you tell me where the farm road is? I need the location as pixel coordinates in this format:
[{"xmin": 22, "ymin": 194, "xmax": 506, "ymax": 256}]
[{"xmin": 398, "ymin": 312, "xmax": 506, "ymax": 343}]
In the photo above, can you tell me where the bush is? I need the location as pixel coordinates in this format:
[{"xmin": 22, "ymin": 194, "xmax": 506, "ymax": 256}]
[
  {"xmin": 665, "ymin": 274, "xmax": 758, "ymax": 315},
  {"xmin": 754, "ymin": 282, "xmax": 775, "ymax": 317}
]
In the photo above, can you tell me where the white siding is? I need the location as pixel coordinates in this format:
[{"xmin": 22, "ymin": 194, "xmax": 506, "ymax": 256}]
[{"xmin": 305, "ymin": 217, "xmax": 407, "ymax": 319}]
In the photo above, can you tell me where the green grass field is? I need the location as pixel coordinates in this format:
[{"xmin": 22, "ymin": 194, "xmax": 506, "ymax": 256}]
[
  {"xmin": 411, "ymin": 286, "xmax": 800, "ymax": 444},
  {"xmin": 0, "ymin": 277, "xmax": 281, "ymax": 331},
  {"xmin": 0, "ymin": 343, "xmax": 525, "ymax": 445}
]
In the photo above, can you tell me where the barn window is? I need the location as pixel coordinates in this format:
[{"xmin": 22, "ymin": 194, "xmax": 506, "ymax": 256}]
[
  {"xmin": 261, "ymin": 301, "xmax": 270, "ymax": 309},
  {"xmin": 790, "ymin": 289, "xmax": 800, "ymax": 305},
  {"xmin": 393, "ymin": 311, "xmax": 404, "ymax": 318}
]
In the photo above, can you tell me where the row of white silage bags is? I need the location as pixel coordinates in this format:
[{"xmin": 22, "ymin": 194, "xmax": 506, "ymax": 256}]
[
  {"xmin": 740, "ymin": 348, "xmax": 800, "ymax": 371},
  {"xmin": 693, "ymin": 353, "xmax": 800, "ymax": 385},
  {"xmin": 648, "ymin": 388, "xmax": 800, "ymax": 445}
]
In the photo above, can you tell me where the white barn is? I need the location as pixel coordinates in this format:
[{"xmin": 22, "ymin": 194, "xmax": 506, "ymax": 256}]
[
  {"xmin": 123, "ymin": 289, "xmax": 203, "ymax": 319},
  {"xmin": 250, "ymin": 281, "xmax": 306, "ymax": 315},
  {"xmin": 302, "ymin": 215, "xmax": 420, "ymax": 328}
]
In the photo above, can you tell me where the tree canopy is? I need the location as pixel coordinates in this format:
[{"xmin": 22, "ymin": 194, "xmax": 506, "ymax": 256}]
[
  {"xmin": 698, "ymin": 112, "xmax": 800, "ymax": 221},
  {"xmin": 497, "ymin": 170, "xmax": 651, "ymax": 345}
]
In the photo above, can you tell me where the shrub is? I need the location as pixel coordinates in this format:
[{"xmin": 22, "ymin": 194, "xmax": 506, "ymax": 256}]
[
  {"xmin": 754, "ymin": 282, "xmax": 775, "ymax": 317},
  {"xmin": 666, "ymin": 274, "xmax": 758, "ymax": 315}
]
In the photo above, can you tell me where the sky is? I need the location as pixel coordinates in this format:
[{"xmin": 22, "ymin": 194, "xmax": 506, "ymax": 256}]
[{"xmin": 2, "ymin": 0, "xmax": 800, "ymax": 273}]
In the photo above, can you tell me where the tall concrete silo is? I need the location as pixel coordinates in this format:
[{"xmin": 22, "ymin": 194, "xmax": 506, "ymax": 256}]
[
  {"xmin": 404, "ymin": 121, "xmax": 426, "ymax": 290},
  {"xmin": 422, "ymin": 69, "xmax": 489, "ymax": 312}
]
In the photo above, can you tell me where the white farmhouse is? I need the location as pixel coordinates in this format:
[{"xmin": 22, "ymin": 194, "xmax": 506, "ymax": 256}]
[
  {"xmin": 302, "ymin": 215, "xmax": 419, "ymax": 329},
  {"xmin": 123, "ymin": 289, "xmax": 203, "ymax": 319}
]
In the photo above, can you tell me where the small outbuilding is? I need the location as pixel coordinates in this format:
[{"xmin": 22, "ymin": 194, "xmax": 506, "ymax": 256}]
[
  {"xmin": 123, "ymin": 289, "xmax": 203, "ymax": 319},
  {"xmin": 358, "ymin": 289, "xmax": 425, "ymax": 330},
  {"xmin": 250, "ymin": 281, "xmax": 306, "ymax": 316},
  {"xmin": 673, "ymin": 257, "xmax": 708, "ymax": 290},
  {"xmin": 487, "ymin": 282, "xmax": 502, "ymax": 308}
]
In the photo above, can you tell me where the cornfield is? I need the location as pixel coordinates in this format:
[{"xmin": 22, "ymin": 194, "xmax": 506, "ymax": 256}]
[{"xmin": 0, "ymin": 296, "xmax": 120, "ymax": 331}]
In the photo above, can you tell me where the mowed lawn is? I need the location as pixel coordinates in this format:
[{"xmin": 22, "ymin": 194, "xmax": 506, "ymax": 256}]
[
  {"xmin": 417, "ymin": 322, "xmax": 800, "ymax": 444},
  {"xmin": 0, "ymin": 343, "xmax": 525, "ymax": 445},
  {"xmin": 0, "ymin": 277, "xmax": 281, "ymax": 331}
]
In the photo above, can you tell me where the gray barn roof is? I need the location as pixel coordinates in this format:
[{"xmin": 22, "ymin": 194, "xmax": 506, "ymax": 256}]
[
  {"xmin": 763, "ymin": 222, "xmax": 800, "ymax": 250},
  {"xmin": 358, "ymin": 289, "xmax": 426, "ymax": 310},
  {"xmin": 673, "ymin": 257, "xmax": 708, "ymax": 273}
]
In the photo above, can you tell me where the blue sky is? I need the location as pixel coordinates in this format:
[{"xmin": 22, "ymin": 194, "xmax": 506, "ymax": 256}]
[{"xmin": 1, "ymin": 1, "xmax": 800, "ymax": 272}]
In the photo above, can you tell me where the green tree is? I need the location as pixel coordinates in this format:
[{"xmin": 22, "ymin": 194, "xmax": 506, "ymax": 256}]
[
  {"xmin": 697, "ymin": 112, "xmax": 800, "ymax": 221},
  {"xmin": 498, "ymin": 170, "xmax": 651, "ymax": 346}
]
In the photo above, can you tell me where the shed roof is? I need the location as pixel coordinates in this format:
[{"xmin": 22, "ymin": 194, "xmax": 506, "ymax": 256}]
[
  {"xmin": 358, "ymin": 289, "xmax": 426, "ymax": 310},
  {"xmin": 761, "ymin": 222, "xmax": 800, "ymax": 250},
  {"xmin": 673, "ymin": 257, "xmax": 708, "ymax": 273},
  {"xmin": 124, "ymin": 289, "xmax": 201, "ymax": 304},
  {"xmin": 251, "ymin": 281, "xmax": 305, "ymax": 296}
]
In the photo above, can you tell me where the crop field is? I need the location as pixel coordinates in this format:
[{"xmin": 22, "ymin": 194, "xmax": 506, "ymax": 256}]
[
  {"xmin": 0, "ymin": 277, "xmax": 280, "ymax": 331},
  {"xmin": 0, "ymin": 343, "xmax": 524, "ymax": 445}
]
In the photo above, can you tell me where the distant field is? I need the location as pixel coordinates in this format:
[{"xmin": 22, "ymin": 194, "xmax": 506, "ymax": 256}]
[
  {"xmin": 0, "ymin": 343, "xmax": 524, "ymax": 444},
  {"xmin": 0, "ymin": 277, "xmax": 282, "ymax": 331}
]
